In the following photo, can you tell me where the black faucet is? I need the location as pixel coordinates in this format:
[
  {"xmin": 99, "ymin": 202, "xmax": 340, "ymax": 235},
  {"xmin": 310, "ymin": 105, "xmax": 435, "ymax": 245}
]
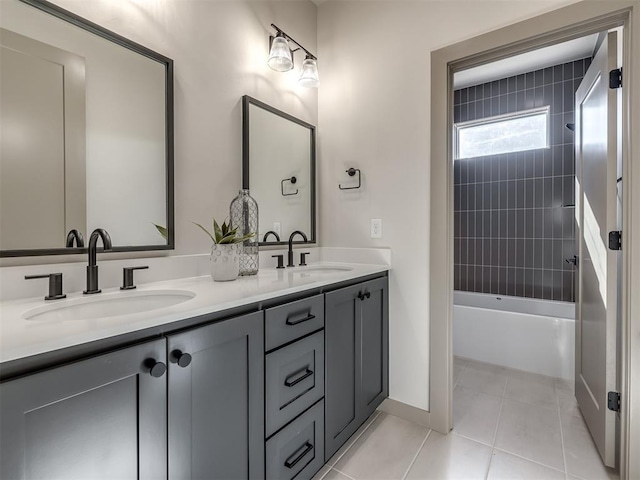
[
  {"xmin": 287, "ymin": 230, "xmax": 308, "ymax": 267},
  {"xmin": 65, "ymin": 229, "xmax": 85, "ymax": 248},
  {"xmin": 263, "ymin": 230, "xmax": 281, "ymax": 242},
  {"xmin": 84, "ymin": 228, "xmax": 112, "ymax": 294}
]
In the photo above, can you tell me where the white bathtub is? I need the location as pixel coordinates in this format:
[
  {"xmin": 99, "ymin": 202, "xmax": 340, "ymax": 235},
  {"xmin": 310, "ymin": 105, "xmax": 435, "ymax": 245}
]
[{"xmin": 453, "ymin": 291, "xmax": 575, "ymax": 380}]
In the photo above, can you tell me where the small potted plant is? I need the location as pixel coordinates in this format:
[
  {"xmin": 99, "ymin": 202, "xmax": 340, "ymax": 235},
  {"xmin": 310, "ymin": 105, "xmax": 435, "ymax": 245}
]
[{"xmin": 194, "ymin": 219, "xmax": 254, "ymax": 282}]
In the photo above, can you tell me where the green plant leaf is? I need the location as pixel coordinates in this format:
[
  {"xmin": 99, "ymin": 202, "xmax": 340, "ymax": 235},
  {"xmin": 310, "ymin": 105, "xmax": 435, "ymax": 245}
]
[
  {"xmin": 192, "ymin": 221, "xmax": 216, "ymax": 244},
  {"xmin": 213, "ymin": 219, "xmax": 223, "ymax": 243},
  {"xmin": 235, "ymin": 232, "xmax": 255, "ymax": 243},
  {"xmin": 153, "ymin": 223, "xmax": 168, "ymax": 240}
]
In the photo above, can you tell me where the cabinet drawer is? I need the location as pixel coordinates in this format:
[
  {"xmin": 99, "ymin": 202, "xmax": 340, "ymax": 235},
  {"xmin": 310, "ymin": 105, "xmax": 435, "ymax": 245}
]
[
  {"xmin": 266, "ymin": 400, "xmax": 324, "ymax": 480},
  {"xmin": 266, "ymin": 331, "xmax": 324, "ymax": 436},
  {"xmin": 265, "ymin": 294, "xmax": 324, "ymax": 351}
]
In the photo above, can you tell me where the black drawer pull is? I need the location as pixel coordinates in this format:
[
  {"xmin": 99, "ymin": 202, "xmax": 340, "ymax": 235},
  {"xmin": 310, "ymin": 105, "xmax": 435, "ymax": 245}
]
[
  {"xmin": 285, "ymin": 313, "xmax": 315, "ymax": 326},
  {"xmin": 284, "ymin": 368, "xmax": 313, "ymax": 387},
  {"xmin": 284, "ymin": 442, "xmax": 314, "ymax": 469}
]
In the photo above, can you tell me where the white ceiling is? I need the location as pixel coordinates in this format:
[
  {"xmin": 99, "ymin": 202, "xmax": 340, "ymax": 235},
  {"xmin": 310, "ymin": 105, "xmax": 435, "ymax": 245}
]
[{"xmin": 453, "ymin": 34, "xmax": 599, "ymax": 89}]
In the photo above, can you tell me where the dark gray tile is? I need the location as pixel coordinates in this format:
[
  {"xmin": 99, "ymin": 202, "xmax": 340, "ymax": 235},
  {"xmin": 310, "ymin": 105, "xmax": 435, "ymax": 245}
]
[
  {"xmin": 508, "ymin": 76, "xmax": 517, "ymax": 93},
  {"xmin": 482, "ymin": 267, "xmax": 492, "ymax": 294},
  {"xmin": 454, "ymin": 264, "xmax": 461, "ymax": 291},
  {"xmin": 543, "ymin": 67, "xmax": 553, "ymax": 85},
  {"xmin": 573, "ymin": 59, "xmax": 585, "ymax": 78},
  {"xmin": 460, "ymin": 103, "xmax": 468, "ymax": 122},
  {"xmin": 535, "ymin": 69, "xmax": 544, "ymax": 88},
  {"xmin": 491, "ymin": 96, "xmax": 500, "ymax": 116},
  {"xmin": 491, "ymin": 156, "xmax": 500, "ymax": 180},
  {"xmin": 468, "ymin": 266, "xmax": 476, "ymax": 291},
  {"xmin": 454, "ymin": 89, "xmax": 461, "ymax": 106},
  {"xmin": 534, "ymin": 86, "xmax": 544, "ymax": 108},
  {"xmin": 562, "ymin": 209, "xmax": 575, "ymax": 239},
  {"xmin": 534, "ymin": 269, "xmax": 544, "ymax": 299},
  {"xmin": 585, "ymin": 57, "xmax": 592, "ymax": 71},
  {"xmin": 499, "ymin": 210, "xmax": 508, "ymax": 238},
  {"xmin": 552, "ymin": 145, "xmax": 564, "ymax": 176},
  {"xmin": 499, "ymin": 156, "xmax": 510, "ymax": 180},
  {"xmin": 563, "ymin": 80, "xmax": 575, "ymax": 112},
  {"xmin": 524, "ymin": 151, "xmax": 536, "ymax": 178},
  {"xmin": 467, "ymin": 101, "xmax": 476, "ymax": 121},
  {"xmin": 483, "ymin": 98, "xmax": 491, "ymax": 118},
  {"xmin": 543, "ymin": 239, "xmax": 554, "ymax": 269},
  {"xmin": 500, "ymin": 78, "xmax": 509, "ymax": 95},
  {"xmin": 461, "ymin": 88, "xmax": 468, "ymax": 103},
  {"xmin": 543, "ymin": 178, "xmax": 553, "ymax": 207},
  {"xmin": 562, "ymin": 271, "xmax": 575, "ymax": 302},
  {"xmin": 523, "ymin": 178, "xmax": 534, "ymax": 209},
  {"xmin": 552, "ymin": 270, "xmax": 563, "ymax": 301},
  {"xmin": 460, "ymin": 239, "xmax": 468, "ymax": 264},
  {"xmin": 454, "ymin": 161, "xmax": 462, "ymax": 185},
  {"xmin": 543, "ymin": 85, "xmax": 553, "ymax": 108},
  {"xmin": 490, "ymin": 211, "xmax": 499, "ymax": 237},
  {"xmin": 552, "ymin": 177, "xmax": 564, "ymax": 208},
  {"xmin": 563, "ymin": 175, "xmax": 574, "ymax": 206},
  {"xmin": 468, "ymin": 85, "xmax": 476, "ymax": 102},
  {"xmin": 533, "ymin": 209, "xmax": 544, "ymax": 239},
  {"xmin": 542, "ymin": 270, "xmax": 554, "ymax": 300},
  {"xmin": 553, "ymin": 82, "xmax": 563, "ymax": 115},
  {"xmin": 475, "ymin": 183, "xmax": 484, "ymax": 210},
  {"xmin": 524, "ymin": 268, "xmax": 535, "ymax": 297},
  {"xmin": 507, "ymin": 181, "xmax": 516, "ymax": 210},
  {"xmin": 524, "ymin": 88, "xmax": 535, "ymax": 109},
  {"xmin": 508, "ymin": 92, "xmax": 516, "ymax": 112},
  {"xmin": 516, "ymin": 210, "xmax": 526, "ymax": 238},
  {"xmin": 534, "ymin": 178, "xmax": 545, "ymax": 208},
  {"xmin": 552, "ymin": 239, "xmax": 564, "ymax": 268},
  {"xmin": 563, "ymin": 61, "xmax": 574, "ymax": 81},
  {"xmin": 460, "ymin": 212, "xmax": 469, "ymax": 238},
  {"xmin": 460, "ymin": 184, "xmax": 468, "ymax": 210},
  {"xmin": 491, "ymin": 80, "xmax": 500, "ymax": 97},
  {"xmin": 563, "ymin": 146, "xmax": 575, "ymax": 176},
  {"xmin": 468, "ymin": 211, "xmax": 477, "ymax": 237},
  {"xmin": 524, "ymin": 239, "xmax": 535, "ymax": 268},
  {"xmin": 543, "ymin": 148, "xmax": 553, "ymax": 177},
  {"xmin": 498, "ymin": 267, "xmax": 508, "ymax": 295},
  {"xmin": 506, "ymin": 267, "xmax": 516, "ymax": 296},
  {"xmin": 499, "ymin": 94, "xmax": 509, "ymax": 114},
  {"xmin": 454, "ymin": 105, "xmax": 461, "ymax": 123},
  {"xmin": 553, "ymin": 64, "xmax": 563, "ymax": 84},
  {"xmin": 468, "ymin": 239, "xmax": 476, "ymax": 265},
  {"xmin": 499, "ymin": 239, "xmax": 508, "ymax": 265},
  {"xmin": 553, "ymin": 208, "xmax": 563, "ymax": 238},
  {"xmin": 516, "ymin": 74, "xmax": 525, "ymax": 91},
  {"xmin": 491, "ymin": 240, "xmax": 500, "ymax": 266},
  {"xmin": 459, "ymin": 265, "xmax": 468, "ymax": 291},
  {"xmin": 516, "ymin": 179, "xmax": 525, "ymax": 208},
  {"xmin": 454, "ymin": 238, "xmax": 461, "ymax": 265},
  {"xmin": 515, "ymin": 238, "xmax": 525, "ymax": 268},
  {"xmin": 491, "ymin": 267, "xmax": 500, "ymax": 292},
  {"xmin": 543, "ymin": 208, "xmax": 554, "ymax": 238},
  {"xmin": 516, "ymin": 90, "xmax": 525, "ymax": 111},
  {"xmin": 552, "ymin": 113, "xmax": 564, "ymax": 146},
  {"xmin": 525, "ymin": 72, "xmax": 535, "ymax": 90},
  {"xmin": 524, "ymin": 209, "xmax": 535, "ymax": 238},
  {"xmin": 507, "ymin": 210, "xmax": 516, "ymax": 238}
]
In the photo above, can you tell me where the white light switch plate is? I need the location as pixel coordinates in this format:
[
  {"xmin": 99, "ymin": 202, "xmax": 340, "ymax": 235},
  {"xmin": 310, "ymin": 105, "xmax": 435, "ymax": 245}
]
[{"xmin": 371, "ymin": 219, "xmax": 382, "ymax": 238}]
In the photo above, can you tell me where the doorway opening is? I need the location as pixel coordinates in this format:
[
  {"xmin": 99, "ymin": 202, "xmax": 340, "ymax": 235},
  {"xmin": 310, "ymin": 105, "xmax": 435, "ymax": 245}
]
[{"xmin": 450, "ymin": 30, "xmax": 623, "ymax": 478}]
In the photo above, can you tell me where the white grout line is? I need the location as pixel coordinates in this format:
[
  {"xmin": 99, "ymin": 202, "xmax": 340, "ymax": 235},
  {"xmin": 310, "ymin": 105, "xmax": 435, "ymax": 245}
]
[
  {"xmin": 493, "ymin": 447, "xmax": 568, "ymax": 475},
  {"xmin": 484, "ymin": 371, "xmax": 509, "ymax": 480},
  {"xmin": 330, "ymin": 467, "xmax": 358, "ymax": 480},
  {"xmin": 400, "ymin": 428, "xmax": 433, "ymax": 480},
  {"xmin": 554, "ymin": 379, "xmax": 570, "ymax": 480},
  {"xmin": 327, "ymin": 410, "xmax": 381, "ymax": 467},
  {"xmin": 450, "ymin": 430, "xmax": 494, "ymax": 448}
]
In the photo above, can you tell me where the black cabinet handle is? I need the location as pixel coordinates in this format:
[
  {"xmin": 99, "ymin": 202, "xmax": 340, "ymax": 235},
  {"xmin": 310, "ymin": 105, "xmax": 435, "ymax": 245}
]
[
  {"xmin": 284, "ymin": 442, "xmax": 314, "ymax": 469},
  {"xmin": 358, "ymin": 291, "xmax": 371, "ymax": 301},
  {"xmin": 364, "ymin": 291, "xmax": 371, "ymax": 299},
  {"xmin": 284, "ymin": 368, "xmax": 313, "ymax": 387},
  {"xmin": 148, "ymin": 360, "xmax": 167, "ymax": 378},
  {"xmin": 285, "ymin": 313, "xmax": 315, "ymax": 326},
  {"xmin": 170, "ymin": 350, "xmax": 192, "ymax": 368}
]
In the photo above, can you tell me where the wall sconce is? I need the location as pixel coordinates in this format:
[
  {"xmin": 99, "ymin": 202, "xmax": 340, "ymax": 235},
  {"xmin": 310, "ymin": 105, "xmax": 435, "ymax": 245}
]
[{"xmin": 267, "ymin": 24, "xmax": 319, "ymax": 88}]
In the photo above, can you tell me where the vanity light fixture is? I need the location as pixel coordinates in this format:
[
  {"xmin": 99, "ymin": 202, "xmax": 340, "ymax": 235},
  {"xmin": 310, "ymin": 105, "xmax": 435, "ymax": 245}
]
[{"xmin": 267, "ymin": 24, "xmax": 319, "ymax": 88}]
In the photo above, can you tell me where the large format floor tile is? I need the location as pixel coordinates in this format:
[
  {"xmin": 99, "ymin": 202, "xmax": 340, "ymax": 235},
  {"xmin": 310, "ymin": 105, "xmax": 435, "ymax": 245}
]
[
  {"xmin": 487, "ymin": 449, "xmax": 565, "ymax": 480},
  {"xmin": 327, "ymin": 411, "xmax": 381, "ymax": 466},
  {"xmin": 561, "ymin": 413, "xmax": 619, "ymax": 480},
  {"xmin": 452, "ymin": 385, "xmax": 502, "ymax": 445},
  {"xmin": 405, "ymin": 431, "xmax": 492, "ymax": 480},
  {"xmin": 494, "ymin": 398, "xmax": 564, "ymax": 470},
  {"xmin": 457, "ymin": 361, "xmax": 508, "ymax": 397},
  {"xmin": 334, "ymin": 412, "xmax": 429, "ymax": 480},
  {"xmin": 504, "ymin": 371, "xmax": 558, "ymax": 409}
]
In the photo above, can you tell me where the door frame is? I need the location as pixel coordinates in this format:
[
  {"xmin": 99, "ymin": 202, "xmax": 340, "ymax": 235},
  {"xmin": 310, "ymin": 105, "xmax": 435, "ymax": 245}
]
[{"xmin": 429, "ymin": 2, "xmax": 639, "ymax": 479}]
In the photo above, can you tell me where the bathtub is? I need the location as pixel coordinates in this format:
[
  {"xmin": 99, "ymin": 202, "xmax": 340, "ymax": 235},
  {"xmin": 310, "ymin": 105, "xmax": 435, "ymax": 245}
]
[{"xmin": 453, "ymin": 291, "xmax": 575, "ymax": 380}]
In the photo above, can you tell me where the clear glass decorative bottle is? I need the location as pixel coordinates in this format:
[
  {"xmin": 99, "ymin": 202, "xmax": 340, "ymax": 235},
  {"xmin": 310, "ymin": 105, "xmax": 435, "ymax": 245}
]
[{"xmin": 229, "ymin": 189, "xmax": 259, "ymax": 275}]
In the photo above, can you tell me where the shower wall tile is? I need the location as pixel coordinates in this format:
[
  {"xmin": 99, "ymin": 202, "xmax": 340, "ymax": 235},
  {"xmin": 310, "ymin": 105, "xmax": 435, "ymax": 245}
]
[{"xmin": 453, "ymin": 57, "xmax": 589, "ymax": 303}]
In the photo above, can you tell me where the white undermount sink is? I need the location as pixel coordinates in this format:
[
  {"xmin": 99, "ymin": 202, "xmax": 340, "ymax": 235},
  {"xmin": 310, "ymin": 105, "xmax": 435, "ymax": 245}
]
[
  {"xmin": 23, "ymin": 289, "xmax": 196, "ymax": 322},
  {"xmin": 298, "ymin": 266, "xmax": 353, "ymax": 274}
]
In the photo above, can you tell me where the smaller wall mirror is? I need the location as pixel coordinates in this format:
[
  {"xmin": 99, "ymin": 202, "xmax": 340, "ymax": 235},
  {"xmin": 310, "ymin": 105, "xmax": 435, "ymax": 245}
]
[{"xmin": 242, "ymin": 96, "xmax": 316, "ymax": 246}]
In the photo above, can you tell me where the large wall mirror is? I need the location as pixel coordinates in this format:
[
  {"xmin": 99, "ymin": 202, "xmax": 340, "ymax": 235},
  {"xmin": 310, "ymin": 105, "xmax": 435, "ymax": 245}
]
[
  {"xmin": 0, "ymin": 0, "xmax": 174, "ymax": 257},
  {"xmin": 242, "ymin": 96, "xmax": 315, "ymax": 246}
]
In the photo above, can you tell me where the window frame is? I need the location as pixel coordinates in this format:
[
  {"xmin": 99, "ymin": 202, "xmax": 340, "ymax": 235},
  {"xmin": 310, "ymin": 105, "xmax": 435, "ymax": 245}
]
[{"xmin": 454, "ymin": 105, "xmax": 551, "ymax": 160}]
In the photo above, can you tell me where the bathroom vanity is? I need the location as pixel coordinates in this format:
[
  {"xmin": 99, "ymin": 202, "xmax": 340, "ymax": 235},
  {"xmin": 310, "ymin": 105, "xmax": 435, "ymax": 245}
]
[{"xmin": 0, "ymin": 265, "xmax": 389, "ymax": 480}]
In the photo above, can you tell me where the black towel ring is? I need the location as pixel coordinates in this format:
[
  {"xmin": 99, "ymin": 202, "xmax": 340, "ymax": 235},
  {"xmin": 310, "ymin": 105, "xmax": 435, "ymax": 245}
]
[{"xmin": 339, "ymin": 168, "xmax": 361, "ymax": 190}]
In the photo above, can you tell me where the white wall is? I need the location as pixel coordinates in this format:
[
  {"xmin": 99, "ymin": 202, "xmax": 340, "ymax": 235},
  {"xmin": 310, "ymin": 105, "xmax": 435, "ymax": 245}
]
[
  {"xmin": 13, "ymin": 0, "xmax": 318, "ymax": 258},
  {"xmin": 317, "ymin": 0, "xmax": 578, "ymax": 411}
]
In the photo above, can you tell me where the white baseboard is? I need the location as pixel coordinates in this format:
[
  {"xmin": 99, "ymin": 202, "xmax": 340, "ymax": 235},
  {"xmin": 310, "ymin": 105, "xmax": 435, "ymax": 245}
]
[{"xmin": 377, "ymin": 398, "xmax": 431, "ymax": 428}]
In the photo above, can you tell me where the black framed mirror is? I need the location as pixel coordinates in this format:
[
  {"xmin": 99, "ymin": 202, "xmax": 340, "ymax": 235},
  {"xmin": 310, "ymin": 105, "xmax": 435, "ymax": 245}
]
[
  {"xmin": 0, "ymin": 0, "xmax": 174, "ymax": 257},
  {"xmin": 242, "ymin": 96, "xmax": 316, "ymax": 246}
]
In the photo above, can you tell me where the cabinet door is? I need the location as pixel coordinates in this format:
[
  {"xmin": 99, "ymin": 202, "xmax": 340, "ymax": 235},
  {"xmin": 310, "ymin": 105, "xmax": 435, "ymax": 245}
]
[
  {"xmin": 0, "ymin": 339, "xmax": 167, "ymax": 480},
  {"xmin": 168, "ymin": 311, "xmax": 264, "ymax": 480},
  {"xmin": 325, "ymin": 283, "xmax": 362, "ymax": 461},
  {"xmin": 359, "ymin": 277, "xmax": 389, "ymax": 422}
]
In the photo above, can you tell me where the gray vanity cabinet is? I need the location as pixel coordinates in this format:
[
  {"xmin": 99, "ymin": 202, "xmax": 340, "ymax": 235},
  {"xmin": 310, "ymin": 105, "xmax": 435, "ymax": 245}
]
[
  {"xmin": 0, "ymin": 339, "xmax": 167, "ymax": 480},
  {"xmin": 325, "ymin": 277, "xmax": 389, "ymax": 461},
  {"xmin": 167, "ymin": 311, "xmax": 264, "ymax": 480}
]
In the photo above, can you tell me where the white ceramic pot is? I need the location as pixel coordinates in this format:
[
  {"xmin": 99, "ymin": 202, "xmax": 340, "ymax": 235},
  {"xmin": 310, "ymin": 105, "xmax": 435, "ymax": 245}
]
[{"xmin": 210, "ymin": 243, "xmax": 240, "ymax": 281}]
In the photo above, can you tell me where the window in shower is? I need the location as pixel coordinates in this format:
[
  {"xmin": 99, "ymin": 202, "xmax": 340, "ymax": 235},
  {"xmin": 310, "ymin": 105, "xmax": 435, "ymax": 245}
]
[{"xmin": 455, "ymin": 106, "xmax": 550, "ymax": 159}]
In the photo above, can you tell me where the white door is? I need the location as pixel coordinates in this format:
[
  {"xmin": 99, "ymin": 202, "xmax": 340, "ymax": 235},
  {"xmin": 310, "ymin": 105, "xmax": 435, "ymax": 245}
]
[{"xmin": 574, "ymin": 31, "xmax": 620, "ymax": 468}]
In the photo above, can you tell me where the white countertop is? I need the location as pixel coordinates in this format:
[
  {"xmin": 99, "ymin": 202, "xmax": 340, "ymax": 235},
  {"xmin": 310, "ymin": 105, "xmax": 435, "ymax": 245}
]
[{"xmin": 0, "ymin": 262, "xmax": 388, "ymax": 364}]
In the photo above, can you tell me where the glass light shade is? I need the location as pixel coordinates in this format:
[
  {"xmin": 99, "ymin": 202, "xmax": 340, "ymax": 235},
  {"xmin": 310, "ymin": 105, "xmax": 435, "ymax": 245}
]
[
  {"xmin": 267, "ymin": 35, "xmax": 293, "ymax": 72},
  {"xmin": 298, "ymin": 57, "xmax": 319, "ymax": 88}
]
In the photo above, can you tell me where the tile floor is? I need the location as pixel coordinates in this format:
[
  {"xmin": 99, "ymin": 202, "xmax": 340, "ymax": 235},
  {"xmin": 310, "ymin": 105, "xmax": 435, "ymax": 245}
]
[{"xmin": 313, "ymin": 357, "xmax": 619, "ymax": 480}]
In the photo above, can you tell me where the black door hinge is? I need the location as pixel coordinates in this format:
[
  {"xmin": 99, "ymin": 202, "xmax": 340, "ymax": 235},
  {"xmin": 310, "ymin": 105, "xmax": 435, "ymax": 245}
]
[
  {"xmin": 609, "ymin": 231, "xmax": 622, "ymax": 250},
  {"xmin": 608, "ymin": 391, "xmax": 621, "ymax": 412},
  {"xmin": 609, "ymin": 68, "xmax": 622, "ymax": 89}
]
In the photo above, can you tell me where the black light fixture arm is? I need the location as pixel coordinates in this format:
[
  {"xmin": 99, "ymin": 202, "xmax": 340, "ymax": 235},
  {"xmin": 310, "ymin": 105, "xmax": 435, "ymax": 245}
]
[{"xmin": 271, "ymin": 24, "xmax": 317, "ymax": 60}]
